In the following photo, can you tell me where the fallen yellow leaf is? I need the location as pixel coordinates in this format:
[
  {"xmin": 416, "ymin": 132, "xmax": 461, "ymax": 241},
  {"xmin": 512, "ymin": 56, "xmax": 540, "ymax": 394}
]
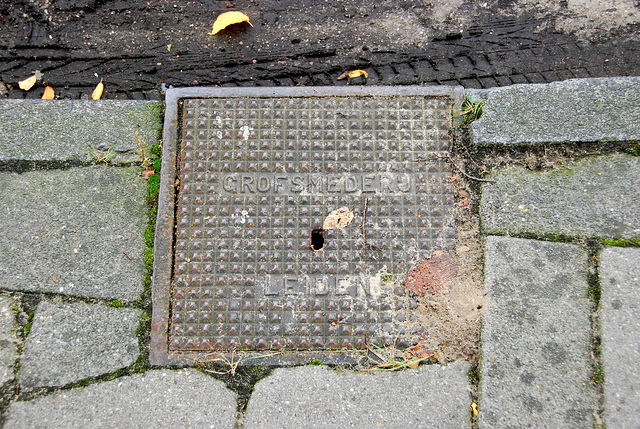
[
  {"xmin": 348, "ymin": 69, "xmax": 368, "ymax": 79},
  {"xmin": 92, "ymin": 78, "xmax": 104, "ymax": 100},
  {"xmin": 337, "ymin": 69, "xmax": 369, "ymax": 80},
  {"xmin": 209, "ymin": 11, "xmax": 253, "ymax": 35},
  {"xmin": 42, "ymin": 86, "xmax": 55, "ymax": 100},
  {"xmin": 471, "ymin": 402, "xmax": 479, "ymax": 416},
  {"xmin": 19, "ymin": 74, "xmax": 37, "ymax": 91}
]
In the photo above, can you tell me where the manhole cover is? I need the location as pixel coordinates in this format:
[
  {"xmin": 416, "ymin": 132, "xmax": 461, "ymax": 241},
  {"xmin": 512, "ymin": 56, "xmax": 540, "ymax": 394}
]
[{"xmin": 151, "ymin": 87, "xmax": 461, "ymax": 365}]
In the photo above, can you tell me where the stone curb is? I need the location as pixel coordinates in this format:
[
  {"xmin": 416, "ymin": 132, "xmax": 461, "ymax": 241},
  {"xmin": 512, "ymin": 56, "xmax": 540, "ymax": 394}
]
[
  {"xmin": 0, "ymin": 296, "xmax": 18, "ymax": 386},
  {"xmin": 0, "ymin": 100, "xmax": 162, "ymax": 164},
  {"xmin": 469, "ymin": 77, "xmax": 640, "ymax": 145}
]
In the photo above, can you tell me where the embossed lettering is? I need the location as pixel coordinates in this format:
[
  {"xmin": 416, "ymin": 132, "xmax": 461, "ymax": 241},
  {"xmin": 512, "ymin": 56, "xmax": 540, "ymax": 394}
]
[
  {"xmin": 345, "ymin": 176, "xmax": 358, "ymax": 192},
  {"xmin": 397, "ymin": 175, "xmax": 411, "ymax": 192},
  {"xmin": 291, "ymin": 176, "xmax": 304, "ymax": 192},
  {"xmin": 241, "ymin": 175, "xmax": 255, "ymax": 193},
  {"xmin": 223, "ymin": 176, "xmax": 237, "ymax": 192},
  {"xmin": 264, "ymin": 276, "xmax": 279, "ymax": 296},
  {"xmin": 284, "ymin": 278, "xmax": 299, "ymax": 295},
  {"xmin": 327, "ymin": 175, "xmax": 340, "ymax": 192},
  {"xmin": 257, "ymin": 176, "xmax": 270, "ymax": 192},
  {"xmin": 362, "ymin": 175, "xmax": 375, "ymax": 193},
  {"xmin": 221, "ymin": 174, "xmax": 415, "ymax": 194},
  {"xmin": 274, "ymin": 175, "xmax": 288, "ymax": 193},
  {"xmin": 314, "ymin": 278, "xmax": 329, "ymax": 296},
  {"xmin": 336, "ymin": 277, "xmax": 349, "ymax": 295},
  {"xmin": 308, "ymin": 176, "xmax": 322, "ymax": 192}
]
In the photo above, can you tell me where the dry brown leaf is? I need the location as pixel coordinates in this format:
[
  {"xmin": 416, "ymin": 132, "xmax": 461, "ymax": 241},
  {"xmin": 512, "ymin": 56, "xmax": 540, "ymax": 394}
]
[
  {"xmin": 209, "ymin": 11, "xmax": 253, "ymax": 35},
  {"xmin": 19, "ymin": 74, "xmax": 37, "ymax": 91},
  {"xmin": 322, "ymin": 207, "xmax": 354, "ymax": 230},
  {"xmin": 91, "ymin": 78, "xmax": 104, "ymax": 100},
  {"xmin": 141, "ymin": 168, "xmax": 155, "ymax": 180},
  {"xmin": 337, "ymin": 69, "xmax": 369, "ymax": 80},
  {"xmin": 42, "ymin": 86, "xmax": 55, "ymax": 100}
]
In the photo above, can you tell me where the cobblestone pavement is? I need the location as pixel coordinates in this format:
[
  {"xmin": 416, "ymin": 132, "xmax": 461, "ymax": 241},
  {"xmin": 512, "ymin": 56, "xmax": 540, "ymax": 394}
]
[{"xmin": 0, "ymin": 77, "xmax": 638, "ymax": 428}]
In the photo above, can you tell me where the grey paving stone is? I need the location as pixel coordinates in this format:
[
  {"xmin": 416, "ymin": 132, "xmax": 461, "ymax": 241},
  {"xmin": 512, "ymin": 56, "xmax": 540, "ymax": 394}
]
[
  {"xmin": 0, "ymin": 100, "xmax": 162, "ymax": 164},
  {"xmin": 600, "ymin": 246, "xmax": 640, "ymax": 428},
  {"xmin": 0, "ymin": 166, "xmax": 147, "ymax": 301},
  {"xmin": 469, "ymin": 77, "xmax": 640, "ymax": 145},
  {"xmin": 0, "ymin": 296, "xmax": 18, "ymax": 385},
  {"xmin": 19, "ymin": 300, "xmax": 141, "ymax": 387},
  {"xmin": 480, "ymin": 236, "xmax": 593, "ymax": 428},
  {"xmin": 5, "ymin": 369, "xmax": 237, "ymax": 429},
  {"xmin": 244, "ymin": 362, "xmax": 470, "ymax": 429},
  {"xmin": 480, "ymin": 154, "xmax": 640, "ymax": 239}
]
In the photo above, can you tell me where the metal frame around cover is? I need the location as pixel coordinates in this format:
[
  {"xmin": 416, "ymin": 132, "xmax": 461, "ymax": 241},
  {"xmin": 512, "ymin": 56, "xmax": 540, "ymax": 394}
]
[{"xmin": 150, "ymin": 86, "xmax": 463, "ymax": 366}]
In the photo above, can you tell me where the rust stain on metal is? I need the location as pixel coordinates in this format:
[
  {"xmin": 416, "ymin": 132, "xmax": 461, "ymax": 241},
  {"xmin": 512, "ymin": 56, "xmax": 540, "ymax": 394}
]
[{"xmin": 405, "ymin": 251, "xmax": 458, "ymax": 297}]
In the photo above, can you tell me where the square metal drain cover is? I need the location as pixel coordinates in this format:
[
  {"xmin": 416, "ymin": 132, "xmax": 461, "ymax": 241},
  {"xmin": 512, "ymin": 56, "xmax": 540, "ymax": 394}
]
[{"xmin": 151, "ymin": 87, "xmax": 461, "ymax": 365}]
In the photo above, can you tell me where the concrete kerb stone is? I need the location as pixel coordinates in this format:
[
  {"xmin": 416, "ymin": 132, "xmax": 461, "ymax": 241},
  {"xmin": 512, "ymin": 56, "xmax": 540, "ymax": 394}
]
[
  {"xmin": 480, "ymin": 236, "xmax": 593, "ymax": 428},
  {"xmin": 0, "ymin": 166, "xmax": 147, "ymax": 301},
  {"xmin": 19, "ymin": 300, "xmax": 141, "ymax": 387},
  {"xmin": 243, "ymin": 362, "xmax": 471, "ymax": 429},
  {"xmin": 480, "ymin": 154, "xmax": 640, "ymax": 239},
  {"xmin": 599, "ymin": 246, "xmax": 640, "ymax": 428},
  {"xmin": 469, "ymin": 77, "xmax": 640, "ymax": 145},
  {"xmin": 0, "ymin": 296, "xmax": 18, "ymax": 385},
  {"xmin": 5, "ymin": 369, "xmax": 237, "ymax": 429},
  {"xmin": 0, "ymin": 100, "xmax": 162, "ymax": 165}
]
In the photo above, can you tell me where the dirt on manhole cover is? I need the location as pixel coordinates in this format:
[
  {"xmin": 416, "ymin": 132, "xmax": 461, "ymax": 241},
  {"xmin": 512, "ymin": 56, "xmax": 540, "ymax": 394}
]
[{"xmin": 151, "ymin": 87, "xmax": 480, "ymax": 366}]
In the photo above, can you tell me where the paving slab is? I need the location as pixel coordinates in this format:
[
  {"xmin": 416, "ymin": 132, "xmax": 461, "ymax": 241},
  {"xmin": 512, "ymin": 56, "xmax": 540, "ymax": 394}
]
[
  {"xmin": 469, "ymin": 77, "xmax": 640, "ymax": 145},
  {"xmin": 600, "ymin": 246, "xmax": 640, "ymax": 428},
  {"xmin": 0, "ymin": 100, "xmax": 162, "ymax": 164},
  {"xmin": 480, "ymin": 236, "xmax": 593, "ymax": 428},
  {"xmin": 5, "ymin": 369, "xmax": 237, "ymax": 429},
  {"xmin": 0, "ymin": 165, "xmax": 147, "ymax": 301},
  {"xmin": 19, "ymin": 300, "xmax": 141, "ymax": 387},
  {"xmin": 0, "ymin": 296, "xmax": 18, "ymax": 385},
  {"xmin": 480, "ymin": 154, "xmax": 640, "ymax": 239},
  {"xmin": 243, "ymin": 361, "xmax": 470, "ymax": 428}
]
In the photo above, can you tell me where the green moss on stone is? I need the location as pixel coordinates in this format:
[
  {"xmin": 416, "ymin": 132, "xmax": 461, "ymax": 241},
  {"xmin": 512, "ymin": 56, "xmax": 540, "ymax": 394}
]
[
  {"xmin": 144, "ymin": 247, "xmax": 154, "ymax": 270},
  {"xmin": 599, "ymin": 238, "xmax": 640, "ymax": 247}
]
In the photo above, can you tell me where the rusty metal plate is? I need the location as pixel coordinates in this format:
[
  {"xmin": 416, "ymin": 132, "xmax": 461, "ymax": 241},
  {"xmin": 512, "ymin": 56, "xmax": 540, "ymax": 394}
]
[{"xmin": 151, "ymin": 87, "xmax": 461, "ymax": 365}]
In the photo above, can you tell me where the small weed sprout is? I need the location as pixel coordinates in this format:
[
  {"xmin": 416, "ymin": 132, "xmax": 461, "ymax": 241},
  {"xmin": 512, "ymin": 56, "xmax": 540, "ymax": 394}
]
[
  {"xmin": 136, "ymin": 132, "xmax": 152, "ymax": 168},
  {"xmin": 361, "ymin": 340, "xmax": 435, "ymax": 372},
  {"xmin": 89, "ymin": 145, "xmax": 115, "ymax": 164},
  {"xmin": 456, "ymin": 92, "xmax": 484, "ymax": 124},
  {"xmin": 382, "ymin": 274, "xmax": 394, "ymax": 282},
  {"xmin": 196, "ymin": 351, "xmax": 281, "ymax": 376}
]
